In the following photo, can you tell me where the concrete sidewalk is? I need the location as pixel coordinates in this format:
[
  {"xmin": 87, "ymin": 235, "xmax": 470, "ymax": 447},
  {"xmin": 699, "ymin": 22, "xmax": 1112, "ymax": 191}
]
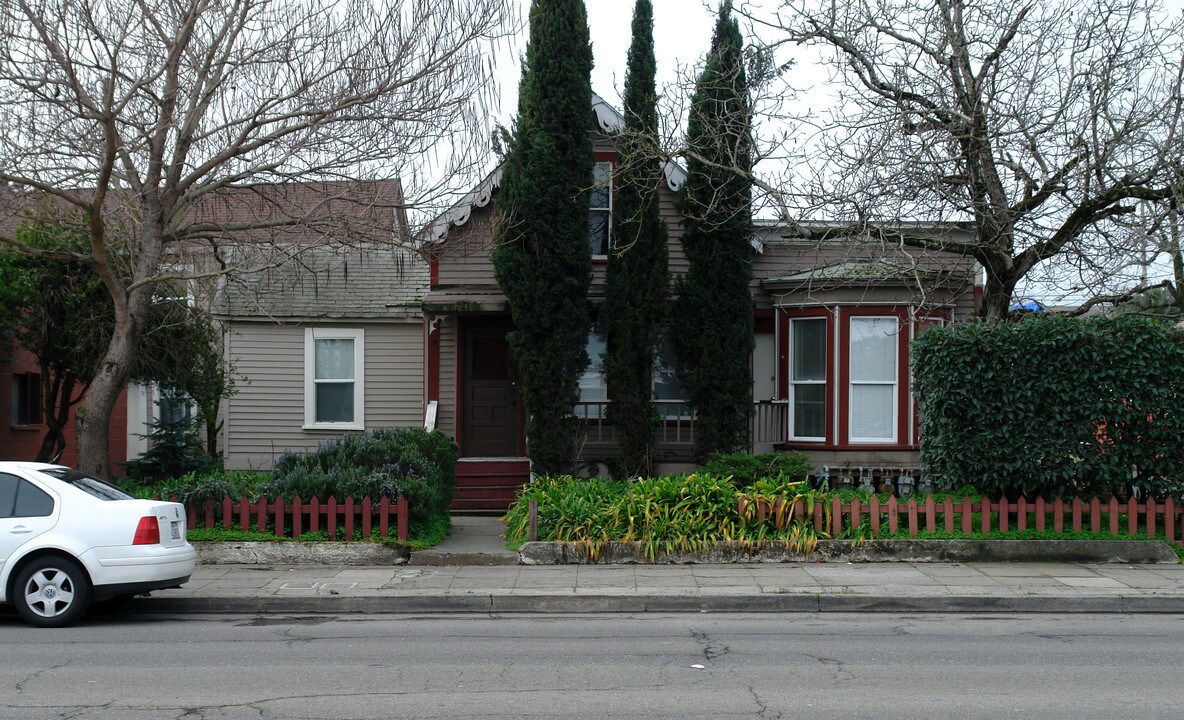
[
  {"xmin": 134, "ymin": 516, "xmax": 1184, "ymax": 615},
  {"xmin": 133, "ymin": 560, "xmax": 1184, "ymax": 615}
]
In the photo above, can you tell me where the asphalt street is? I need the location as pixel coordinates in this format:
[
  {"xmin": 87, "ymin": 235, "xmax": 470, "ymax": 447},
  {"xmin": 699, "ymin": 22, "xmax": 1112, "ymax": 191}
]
[{"xmin": 3, "ymin": 612, "xmax": 1182, "ymax": 719}]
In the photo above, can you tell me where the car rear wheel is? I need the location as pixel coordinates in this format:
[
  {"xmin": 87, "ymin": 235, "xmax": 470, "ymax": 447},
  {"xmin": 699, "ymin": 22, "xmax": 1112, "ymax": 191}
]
[{"xmin": 13, "ymin": 556, "xmax": 92, "ymax": 628}]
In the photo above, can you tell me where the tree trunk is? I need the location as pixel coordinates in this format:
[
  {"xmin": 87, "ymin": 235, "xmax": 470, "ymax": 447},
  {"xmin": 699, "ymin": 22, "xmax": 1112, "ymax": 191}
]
[
  {"xmin": 978, "ymin": 272, "xmax": 1020, "ymax": 321},
  {"xmin": 36, "ymin": 371, "xmax": 76, "ymax": 463},
  {"xmin": 74, "ymin": 334, "xmax": 135, "ymax": 478},
  {"xmin": 75, "ymin": 283, "xmax": 153, "ymax": 478}
]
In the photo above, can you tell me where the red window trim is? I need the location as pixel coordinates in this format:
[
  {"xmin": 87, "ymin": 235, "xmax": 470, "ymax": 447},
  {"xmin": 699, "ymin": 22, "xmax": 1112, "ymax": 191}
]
[
  {"xmin": 777, "ymin": 305, "xmax": 951, "ymax": 452},
  {"xmin": 779, "ymin": 307, "xmax": 835, "ymax": 446},
  {"xmin": 838, "ymin": 308, "xmax": 911, "ymax": 448}
]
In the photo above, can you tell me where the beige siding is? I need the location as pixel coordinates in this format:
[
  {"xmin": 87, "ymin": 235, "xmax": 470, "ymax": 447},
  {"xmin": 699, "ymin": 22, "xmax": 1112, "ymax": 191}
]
[{"xmin": 223, "ymin": 320, "xmax": 423, "ymax": 470}]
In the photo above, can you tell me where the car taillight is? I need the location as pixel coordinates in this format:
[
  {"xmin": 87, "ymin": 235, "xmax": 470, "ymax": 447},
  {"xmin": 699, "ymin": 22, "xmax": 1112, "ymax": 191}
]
[{"xmin": 133, "ymin": 516, "xmax": 160, "ymax": 545}]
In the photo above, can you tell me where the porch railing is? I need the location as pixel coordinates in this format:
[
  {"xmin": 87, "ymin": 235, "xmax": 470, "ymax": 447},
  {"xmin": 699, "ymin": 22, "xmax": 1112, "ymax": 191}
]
[{"xmin": 572, "ymin": 399, "xmax": 789, "ymax": 451}]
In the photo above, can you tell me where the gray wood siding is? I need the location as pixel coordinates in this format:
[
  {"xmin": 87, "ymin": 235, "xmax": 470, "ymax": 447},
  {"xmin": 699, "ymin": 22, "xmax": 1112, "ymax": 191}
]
[
  {"xmin": 435, "ymin": 207, "xmax": 498, "ymax": 288},
  {"xmin": 752, "ymin": 234, "xmax": 979, "ymax": 320},
  {"xmin": 436, "ymin": 316, "xmax": 459, "ymax": 439},
  {"xmin": 223, "ymin": 320, "xmax": 424, "ymax": 470},
  {"xmin": 434, "ymin": 180, "xmax": 688, "ymax": 298}
]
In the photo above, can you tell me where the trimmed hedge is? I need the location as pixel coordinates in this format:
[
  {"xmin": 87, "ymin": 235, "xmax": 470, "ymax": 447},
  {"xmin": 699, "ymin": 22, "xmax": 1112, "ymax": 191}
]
[{"xmin": 912, "ymin": 315, "xmax": 1184, "ymax": 499}]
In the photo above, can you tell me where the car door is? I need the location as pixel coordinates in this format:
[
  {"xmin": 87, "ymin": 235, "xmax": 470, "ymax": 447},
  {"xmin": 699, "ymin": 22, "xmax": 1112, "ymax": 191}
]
[{"xmin": 0, "ymin": 472, "xmax": 58, "ymax": 577}]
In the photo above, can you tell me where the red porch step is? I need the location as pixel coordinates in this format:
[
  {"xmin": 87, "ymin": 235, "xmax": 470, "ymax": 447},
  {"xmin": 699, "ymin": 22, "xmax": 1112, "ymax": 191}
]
[{"xmin": 451, "ymin": 459, "xmax": 530, "ymax": 512}]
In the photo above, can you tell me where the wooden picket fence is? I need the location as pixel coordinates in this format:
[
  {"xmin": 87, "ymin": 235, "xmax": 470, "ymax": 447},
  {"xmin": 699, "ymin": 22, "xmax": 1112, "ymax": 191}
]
[
  {"xmin": 749, "ymin": 495, "xmax": 1183, "ymax": 542},
  {"xmin": 181, "ymin": 495, "xmax": 409, "ymax": 541}
]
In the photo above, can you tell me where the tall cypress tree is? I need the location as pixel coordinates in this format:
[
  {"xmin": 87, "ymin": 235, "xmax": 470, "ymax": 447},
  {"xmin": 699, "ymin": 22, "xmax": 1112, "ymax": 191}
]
[
  {"xmin": 492, "ymin": 0, "xmax": 594, "ymax": 475},
  {"xmin": 601, "ymin": 0, "xmax": 669, "ymax": 478},
  {"xmin": 671, "ymin": 1, "xmax": 754, "ymax": 461}
]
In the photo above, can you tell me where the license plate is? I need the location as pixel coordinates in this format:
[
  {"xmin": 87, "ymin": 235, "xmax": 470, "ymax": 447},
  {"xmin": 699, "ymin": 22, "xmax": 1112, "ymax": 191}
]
[{"xmin": 171, "ymin": 522, "xmax": 181, "ymax": 540}]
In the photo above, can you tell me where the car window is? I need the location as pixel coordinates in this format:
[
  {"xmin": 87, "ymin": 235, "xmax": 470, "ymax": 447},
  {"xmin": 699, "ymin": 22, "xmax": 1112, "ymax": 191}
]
[
  {"xmin": 0, "ymin": 473, "xmax": 18, "ymax": 518},
  {"xmin": 13, "ymin": 480, "xmax": 54, "ymax": 517},
  {"xmin": 39, "ymin": 467, "xmax": 133, "ymax": 501}
]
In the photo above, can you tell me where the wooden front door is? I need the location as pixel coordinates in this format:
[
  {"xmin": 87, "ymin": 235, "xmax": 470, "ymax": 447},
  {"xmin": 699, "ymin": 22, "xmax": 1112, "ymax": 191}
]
[{"xmin": 462, "ymin": 322, "xmax": 521, "ymax": 457}]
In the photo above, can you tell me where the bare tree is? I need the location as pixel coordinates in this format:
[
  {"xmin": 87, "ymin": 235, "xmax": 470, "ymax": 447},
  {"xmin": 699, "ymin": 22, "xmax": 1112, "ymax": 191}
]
[
  {"xmin": 735, "ymin": 0, "xmax": 1184, "ymax": 318},
  {"xmin": 0, "ymin": 0, "xmax": 514, "ymax": 476}
]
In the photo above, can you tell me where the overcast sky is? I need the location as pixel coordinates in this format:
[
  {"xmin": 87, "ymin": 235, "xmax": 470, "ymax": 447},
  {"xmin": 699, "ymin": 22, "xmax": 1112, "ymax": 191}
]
[{"xmin": 493, "ymin": 1, "xmax": 733, "ymax": 123}]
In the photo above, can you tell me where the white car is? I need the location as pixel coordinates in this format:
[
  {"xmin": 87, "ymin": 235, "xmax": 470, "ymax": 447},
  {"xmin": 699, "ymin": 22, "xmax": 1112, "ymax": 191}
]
[{"xmin": 0, "ymin": 461, "xmax": 195, "ymax": 628}]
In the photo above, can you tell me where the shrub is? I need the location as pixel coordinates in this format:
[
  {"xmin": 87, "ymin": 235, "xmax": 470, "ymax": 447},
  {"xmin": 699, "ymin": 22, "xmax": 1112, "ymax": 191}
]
[
  {"xmin": 695, "ymin": 451, "xmax": 812, "ymax": 487},
  {"xmin": 269, "ymin": 428, "xmax": 458, "ymax": 523},
  {"xmin": 504, "ymin": 473, "xmax": 822, "ymax": 559},
  {"xmin": 125, "ymin": 469, "xmax": 268, "ymax": 506},
  {"xmin": 124, "ymin": 399, "xmax": 217, "ymax": 482},
  {"xmin": 912, "ymin": 315, "xmax": 1184, "ymax": 500}
]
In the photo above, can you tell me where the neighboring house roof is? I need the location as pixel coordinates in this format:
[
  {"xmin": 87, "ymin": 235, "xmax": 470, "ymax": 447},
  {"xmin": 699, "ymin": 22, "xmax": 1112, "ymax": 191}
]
[
  {"xmin": 181, "ymin": 179, "xmax": 408, "ymax": 247},
  {"xmin": 214, "ymin": 245, "xmax": 428, "ymax": 321},
  {"xmin": 761, "ymin": 260, "xmax": 970, "ymax": 292},
  {"xmin": 425, "ymin": 93, "xmax": 687, "ymax": 244}
]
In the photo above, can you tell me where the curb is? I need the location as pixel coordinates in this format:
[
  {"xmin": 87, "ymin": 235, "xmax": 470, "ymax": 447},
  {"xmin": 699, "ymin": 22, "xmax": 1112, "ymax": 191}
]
[{"xmin": 128, "ymin": 592, "xmax": 1184, "ymax": 616}]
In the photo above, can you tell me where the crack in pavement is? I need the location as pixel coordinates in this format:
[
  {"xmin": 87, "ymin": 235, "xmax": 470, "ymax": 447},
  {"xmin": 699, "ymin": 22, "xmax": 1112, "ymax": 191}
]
[
  {"xmin": 690, "ymin": 629, "xmax": 730, "ymax": 664},
  {"xmin": 14, "ymin": 662, "xmax": 68, "ymax": 695},
  {"xmin": 744, "ymin": 682, "xmax": 783, "ymax": 720},
  {"xmin": 800, "ymin": 652, "xmax": 855, "ymax": 684}
]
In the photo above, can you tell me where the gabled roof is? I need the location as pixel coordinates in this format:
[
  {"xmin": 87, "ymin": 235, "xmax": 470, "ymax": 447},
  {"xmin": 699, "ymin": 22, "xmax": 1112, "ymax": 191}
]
[
  {"xmin": 213, "ymin": 244, "xmax": 428, "ymax": 321},
  {"xmin": 426, "ymin": 93, "xmax": 686, "ymax": 244}
]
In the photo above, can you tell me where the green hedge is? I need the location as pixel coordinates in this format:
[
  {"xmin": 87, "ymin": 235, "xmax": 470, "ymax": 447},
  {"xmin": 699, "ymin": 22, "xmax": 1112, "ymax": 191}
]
[
  {"xmin": 695, "ymin": 451, "xmax": 811, "ymax": 487},
  {"xmin": 912, "ymin": 315, "xmax": 1184, "ymax": 499}
]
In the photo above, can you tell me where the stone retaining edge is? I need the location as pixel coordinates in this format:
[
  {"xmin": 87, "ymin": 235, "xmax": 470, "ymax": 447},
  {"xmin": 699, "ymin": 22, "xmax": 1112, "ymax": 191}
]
[{"xmin": 517, "ymin": 539, "xmax": 1179, "ymax": 565}]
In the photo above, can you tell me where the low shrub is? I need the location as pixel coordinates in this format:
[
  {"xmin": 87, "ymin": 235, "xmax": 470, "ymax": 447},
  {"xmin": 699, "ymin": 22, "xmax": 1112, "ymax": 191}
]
[
  {"xmin": 504, "ymin": 473, "xmax": 824, "ymax": 559},
  {"xmin": 270, "ymin": 428, "xmax": 458, "ymax": 523},
  {"xmin": 123, "ymin": 469, "xmax": 267, "ymax": 506},
  {"xmin": 695, "ymin": 451, "xmax": 812, "ymax": 487}
]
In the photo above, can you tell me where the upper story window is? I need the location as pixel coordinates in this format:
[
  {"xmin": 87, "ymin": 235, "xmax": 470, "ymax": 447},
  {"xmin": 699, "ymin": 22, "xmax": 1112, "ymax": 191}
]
[
  {"xmin": 588, "ymin": 161, "xmax": 613, "ymax": 258},
  {"xmin": 304, "ymin": 328, "xmax": 365, "ymax": 430},
  {"xmin": 11, "ymin": 373, "xmax": 42, "ymax": 426}
]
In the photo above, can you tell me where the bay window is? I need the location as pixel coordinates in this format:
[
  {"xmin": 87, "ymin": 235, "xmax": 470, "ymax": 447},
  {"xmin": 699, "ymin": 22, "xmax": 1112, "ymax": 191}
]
[{"xmin": 779, "ymin": 307, "xmax": 940, "ymax": 449}]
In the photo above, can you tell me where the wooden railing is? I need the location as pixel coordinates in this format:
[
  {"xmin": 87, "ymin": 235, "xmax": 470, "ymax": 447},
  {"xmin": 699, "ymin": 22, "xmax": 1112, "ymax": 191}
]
[
  {"xmin": 572, "ymin": 399, "xmax": 788, "ymax": 450},
  {"xmin": 749, "ymin": 495, "xmax": 1183, "ymax": 542},
  {"xmin": 182, "ymin": 495, "xmax": 409, "ymax": 541}
]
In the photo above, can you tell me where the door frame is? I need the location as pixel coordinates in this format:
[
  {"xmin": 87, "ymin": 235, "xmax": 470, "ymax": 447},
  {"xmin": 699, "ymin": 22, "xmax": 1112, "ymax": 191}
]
[{"xmin": 458, "ymin": 317, "xmax": 525, "ymax": 457}]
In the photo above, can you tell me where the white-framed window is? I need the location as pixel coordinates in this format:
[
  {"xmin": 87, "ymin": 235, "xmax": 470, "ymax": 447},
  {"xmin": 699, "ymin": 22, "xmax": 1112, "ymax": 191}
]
[
  {"xmin": 848, "ymin": 316, "xmax": 898, "ymax": 443},
  {"xmin": 789, "ymin": 317, "xmax": 827, "ymax": 441},
  {"xmin": 588, "ymin": 161, "xmax": 613, "ymax": 257},
  {"xmin": 304, "ymin": 328, "xmax": 365, "ymax": 430}
]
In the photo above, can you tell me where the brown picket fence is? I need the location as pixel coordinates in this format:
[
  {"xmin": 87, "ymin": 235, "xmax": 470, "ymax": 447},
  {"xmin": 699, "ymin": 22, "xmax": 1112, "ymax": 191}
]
[
  {"xmin": 747, "ymin": 495, "xmax": 1182, "ymax": 542},
  {"xmin": 180, "ymin": 495, "xmax": 409, "ymax": 541}
]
